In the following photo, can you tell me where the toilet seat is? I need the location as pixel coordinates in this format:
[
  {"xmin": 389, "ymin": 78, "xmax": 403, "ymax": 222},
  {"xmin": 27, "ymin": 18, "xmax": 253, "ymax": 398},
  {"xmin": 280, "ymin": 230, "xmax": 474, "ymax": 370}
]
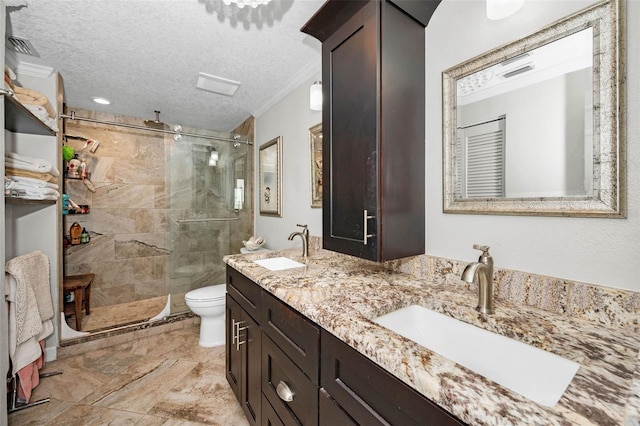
[{"xmin": 185, "ymin": 284, "xmax": 226, "ymax": 302}]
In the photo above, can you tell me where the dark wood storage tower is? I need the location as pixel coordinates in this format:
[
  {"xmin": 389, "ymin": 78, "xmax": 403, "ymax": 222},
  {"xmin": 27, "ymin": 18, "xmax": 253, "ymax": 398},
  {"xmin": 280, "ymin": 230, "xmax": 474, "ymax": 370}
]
[{"xmin": 302, "ymin": 0, "xmax": 440, "ymax": 262}]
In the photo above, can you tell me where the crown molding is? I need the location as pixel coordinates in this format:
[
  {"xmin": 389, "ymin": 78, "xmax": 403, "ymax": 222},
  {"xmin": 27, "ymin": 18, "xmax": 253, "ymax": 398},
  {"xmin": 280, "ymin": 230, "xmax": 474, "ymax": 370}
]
[
  {"xmin": 252, "ymin": 54, "xmax": 321, "ymax": 118},
  {"xmin": 6, "ymin": 52, "xmax": 54, "ymax": 79}
]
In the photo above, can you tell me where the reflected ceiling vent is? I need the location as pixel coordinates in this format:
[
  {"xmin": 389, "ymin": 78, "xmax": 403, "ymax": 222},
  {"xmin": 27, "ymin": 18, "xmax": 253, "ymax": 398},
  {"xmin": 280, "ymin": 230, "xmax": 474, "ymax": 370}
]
[
  {"xmin": 6, "ymin": 35, "xmax": 39, "ymax": 57},
  {"xmin": 502, "ymin": 65, "xmax": 535, "ymax": 79},
  {"xmin": 196, "ymin": 72, "xmax": 241, "ymax": 96}
]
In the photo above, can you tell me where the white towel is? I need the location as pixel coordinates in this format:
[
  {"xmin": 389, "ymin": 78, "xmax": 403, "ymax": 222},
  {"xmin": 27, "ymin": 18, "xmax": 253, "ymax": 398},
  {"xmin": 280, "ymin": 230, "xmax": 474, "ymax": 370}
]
[
  {"xmin": 23, "ymin": 105, "xmax": 59, "ymax": 132},
  {"xmin": 6, "ymin": 175, "xmax": 59, "ymax": 190},
  {"xmin": 5, "ymin": 151, "xmax": 60, "ymax": 177},
  {"xmin": 4, "ymin": 179, "xmax": 60, "ymax": 200}
]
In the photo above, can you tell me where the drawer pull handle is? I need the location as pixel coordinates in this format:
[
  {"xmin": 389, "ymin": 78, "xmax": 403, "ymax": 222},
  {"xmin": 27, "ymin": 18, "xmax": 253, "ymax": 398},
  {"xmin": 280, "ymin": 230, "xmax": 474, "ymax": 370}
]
[
  {"xmin": 233, "ymin": 320, "xmax": 246, "ymax": 351},
  {"xmin": 231, "ymin": 319, "xmax": 238, "ymax": 345},
  {"xmin": 276, "ymin": 381, "xmax": 294, "ymax": 402}
]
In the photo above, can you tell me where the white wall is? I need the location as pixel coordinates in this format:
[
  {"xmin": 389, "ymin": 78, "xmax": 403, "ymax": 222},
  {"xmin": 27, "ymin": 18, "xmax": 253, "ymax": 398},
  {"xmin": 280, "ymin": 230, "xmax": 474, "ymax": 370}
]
[
  {"xmin": 426, "ymin": 0, "xmax": 640, "ymax": 291},
  {"xmin": 254, "ymin": 72, "xmax": 322, "ymax": 250},
  {"xmin": 255, "ymin": 1, "xmax": 639, "ymax": 292}
]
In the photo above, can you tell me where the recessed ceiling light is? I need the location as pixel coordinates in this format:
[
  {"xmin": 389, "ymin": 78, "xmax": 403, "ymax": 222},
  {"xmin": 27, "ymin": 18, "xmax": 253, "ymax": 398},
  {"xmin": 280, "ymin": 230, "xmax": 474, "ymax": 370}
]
[{"xmin": 92, "ymin": 97, "xmax": 111, "ymax": 105}]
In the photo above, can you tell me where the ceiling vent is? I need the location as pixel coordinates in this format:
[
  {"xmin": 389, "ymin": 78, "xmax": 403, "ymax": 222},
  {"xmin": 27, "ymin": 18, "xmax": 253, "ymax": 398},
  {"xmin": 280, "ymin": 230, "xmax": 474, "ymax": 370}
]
[
  {"xmin": 196, "ymin": 72, "xmax": 241, "ymax": 96},
  {"xmin": 6, "ymin": 35, "xmax": 40, "ymax": 57}
]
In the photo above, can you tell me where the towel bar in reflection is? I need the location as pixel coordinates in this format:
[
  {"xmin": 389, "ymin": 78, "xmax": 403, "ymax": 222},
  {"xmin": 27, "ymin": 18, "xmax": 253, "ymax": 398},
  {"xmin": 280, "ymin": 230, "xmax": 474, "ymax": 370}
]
[{"xmin": 176, "ymin": 217, "xmax": 240, "ymax": 223}]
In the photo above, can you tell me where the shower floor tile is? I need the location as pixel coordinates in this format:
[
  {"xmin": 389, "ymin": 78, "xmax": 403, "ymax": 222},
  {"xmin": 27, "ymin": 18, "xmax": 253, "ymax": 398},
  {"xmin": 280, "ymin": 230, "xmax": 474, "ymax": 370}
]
[
  {"xmin": 8, "ymin": 326, "xmax": 249, "ymax": 426},
  {"xmin": 66, "ymin": 295, "xmax": 170, "ymax": 332}
]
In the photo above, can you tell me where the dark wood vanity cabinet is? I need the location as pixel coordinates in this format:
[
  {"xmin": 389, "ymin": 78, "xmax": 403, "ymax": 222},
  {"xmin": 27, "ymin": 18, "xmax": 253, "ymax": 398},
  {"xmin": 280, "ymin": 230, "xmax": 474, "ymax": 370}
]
[
  {"xmin": 227, "ymin": 266, "xmax": 320, "ymax": 426},
  {"xmin": 227, "ymin": 266, "xmax": 463, "ymax": 426},
  {"xmin": 320, "ymin": 329, "xmax": 465, "ymax": 426},
  {"xmin": 302, "ymin": 0, "xmax": 440, "ymax": 262},
  {"xmin": 226, "ymin": 268, "xmax": 263, "ymax": 426}
]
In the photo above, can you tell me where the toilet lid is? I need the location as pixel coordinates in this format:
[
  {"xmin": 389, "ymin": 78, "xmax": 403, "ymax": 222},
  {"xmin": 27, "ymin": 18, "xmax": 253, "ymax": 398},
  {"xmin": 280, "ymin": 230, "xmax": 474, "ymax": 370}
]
[{"xmin": 185, "ymin": 285, "xmax": 226, "ymax": 302}]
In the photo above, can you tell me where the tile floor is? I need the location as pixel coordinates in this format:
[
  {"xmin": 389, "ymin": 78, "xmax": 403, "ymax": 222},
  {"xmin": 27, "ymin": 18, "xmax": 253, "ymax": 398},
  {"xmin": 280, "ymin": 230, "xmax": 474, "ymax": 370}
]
[{"xmin": 9, "ymin": 326, "xmax": 249, "ymax": 425}]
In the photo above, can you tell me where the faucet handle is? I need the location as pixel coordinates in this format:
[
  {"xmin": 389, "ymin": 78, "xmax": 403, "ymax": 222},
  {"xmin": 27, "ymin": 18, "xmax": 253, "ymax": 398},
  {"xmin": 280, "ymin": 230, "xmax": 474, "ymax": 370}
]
[
  {"xmin": 296, "ymin": 224, "xmax": 308, "ymax": 231},
  {"xmin": 473, "ymin": 244, "xmax": 490, "ymax": 253},
  {"xmin": 472, "ymin": 244, "xmax": 492, "ymax": 264}
]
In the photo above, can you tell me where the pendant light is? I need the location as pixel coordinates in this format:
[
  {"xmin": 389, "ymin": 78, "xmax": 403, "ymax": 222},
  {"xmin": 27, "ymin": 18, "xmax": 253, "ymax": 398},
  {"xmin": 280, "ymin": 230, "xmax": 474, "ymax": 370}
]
[{"xmin": 310, "ymin": 81, "xmax": 322, "ymax": 111}]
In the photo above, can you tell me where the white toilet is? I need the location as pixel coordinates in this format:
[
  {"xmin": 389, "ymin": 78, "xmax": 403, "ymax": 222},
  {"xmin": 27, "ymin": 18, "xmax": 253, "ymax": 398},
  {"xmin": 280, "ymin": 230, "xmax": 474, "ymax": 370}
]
[
  {"xmin": 185, "ymin": 284, "xmax": 226, "ymax": 347},
  {"xmin": 186, "ymin": 247, "xmax": 270, "ymax": 347}
]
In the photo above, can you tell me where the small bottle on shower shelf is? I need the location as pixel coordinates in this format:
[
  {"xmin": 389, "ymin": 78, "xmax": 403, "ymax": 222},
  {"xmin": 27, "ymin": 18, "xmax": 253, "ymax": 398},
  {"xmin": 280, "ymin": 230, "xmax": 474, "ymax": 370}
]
[{"xmin": 80, "ymin": 228, "xmax": 90, "ymax": 244}]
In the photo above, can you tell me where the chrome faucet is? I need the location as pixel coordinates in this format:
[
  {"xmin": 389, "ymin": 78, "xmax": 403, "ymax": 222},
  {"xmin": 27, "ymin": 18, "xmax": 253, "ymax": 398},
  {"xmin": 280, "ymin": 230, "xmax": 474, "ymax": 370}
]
[
  {"xmin": 461, "ymin": 244, "xmax": 495, "ymax": 314},
  {"xmin": 288, "ymin": 224, "xmax": 309, "ymax": 258}
]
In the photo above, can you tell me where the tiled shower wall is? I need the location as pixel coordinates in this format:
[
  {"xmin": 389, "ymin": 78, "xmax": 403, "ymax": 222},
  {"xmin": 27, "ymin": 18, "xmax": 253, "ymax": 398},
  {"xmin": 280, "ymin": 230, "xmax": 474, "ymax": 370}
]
[{"xmin": 63, "ymin": 108, "xmax": 253, "ymax": 309}]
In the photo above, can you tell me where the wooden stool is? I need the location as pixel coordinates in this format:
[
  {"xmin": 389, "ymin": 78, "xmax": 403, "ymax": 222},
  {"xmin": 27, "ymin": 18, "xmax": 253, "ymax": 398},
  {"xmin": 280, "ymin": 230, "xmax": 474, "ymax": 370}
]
[{"xmin": 63, "ymin": 273, "xmax": 94, "ymax": 330}]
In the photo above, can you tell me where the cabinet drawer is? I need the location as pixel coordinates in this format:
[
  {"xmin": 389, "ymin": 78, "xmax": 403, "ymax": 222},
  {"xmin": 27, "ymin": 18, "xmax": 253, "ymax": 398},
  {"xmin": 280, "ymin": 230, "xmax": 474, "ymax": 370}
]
[
  {"xmin": 261, "ymin": 394, "xmax": 285, "ymax": 426},
  {"xmin": 227, "ymin": 265, "xmax": 261, "ymax": 323},
  {"xmin": 261, "ymin": 291, "xmax": 320, "ymax": 383},
  {"xmin": 262, "ymin": 334, "xmax": 318, "ymax": 426},
  {"xmin": 321, "ymin": 329, "xmax": 464, "ymax": 425},
  {"xmin": 319, "ymin": 388, "xmax": 357, "ymax": 426}
]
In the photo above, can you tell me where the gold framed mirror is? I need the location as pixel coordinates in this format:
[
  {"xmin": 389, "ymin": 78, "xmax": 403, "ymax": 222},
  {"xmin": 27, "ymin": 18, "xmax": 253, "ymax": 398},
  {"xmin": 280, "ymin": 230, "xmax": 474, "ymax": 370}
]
[
  {"xmin": 309, "ymin": 123, "xmax": 322, "ymax": 208},
  {"xmin": 442, "ymin": 0, "xmax": 625, "ymax": 217},
  {"xmin": 259, "ymin": 136, "xmax": 282, "ymax": 217}
]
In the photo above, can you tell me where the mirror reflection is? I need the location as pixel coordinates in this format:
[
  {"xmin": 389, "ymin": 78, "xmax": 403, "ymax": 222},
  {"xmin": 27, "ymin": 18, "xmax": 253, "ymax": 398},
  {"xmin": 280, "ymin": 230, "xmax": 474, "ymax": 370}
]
[
  {"xmin": 442, "ymin": 0, "xmax": 625, "ymax": 217},
  {"xmin": 456, "ymin": 28, "xmax": 593, "ymax": 199}
]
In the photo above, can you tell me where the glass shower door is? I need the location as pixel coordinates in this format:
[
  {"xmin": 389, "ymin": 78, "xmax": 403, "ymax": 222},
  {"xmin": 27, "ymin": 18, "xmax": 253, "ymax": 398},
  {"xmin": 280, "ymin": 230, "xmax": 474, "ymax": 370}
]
[{"xmin": 165, "ymin": 132, "xmax": 252, "ymax": 314}]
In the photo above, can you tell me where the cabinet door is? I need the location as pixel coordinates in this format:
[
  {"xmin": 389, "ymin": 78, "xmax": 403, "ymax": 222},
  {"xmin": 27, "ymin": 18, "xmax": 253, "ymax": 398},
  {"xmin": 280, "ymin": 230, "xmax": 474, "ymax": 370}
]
[
  {"xmin": 226, "ymin": 293, "xmax": 262, "ymax": 426},
  {"xmin": 240, "ymin": 309, "xmax": 262, "ymax": 426},
  {"xmin": 321, "ymin": 330, "xmax": 464, "ymax": 425},
  {"xmin": 226, "ymin": 293, "xmax": 243, "ymax": 400},
  {"xmin": 322, "ymin": 1, "xmax": 379, "ymax": 261}
]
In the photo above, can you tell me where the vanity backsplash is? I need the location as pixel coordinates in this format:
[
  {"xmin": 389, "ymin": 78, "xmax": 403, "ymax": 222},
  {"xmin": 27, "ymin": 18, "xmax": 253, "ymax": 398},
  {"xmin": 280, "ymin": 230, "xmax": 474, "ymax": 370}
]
[{"xmin": 308, "ymin": 236, "xmax": 639, "ymax": 330}]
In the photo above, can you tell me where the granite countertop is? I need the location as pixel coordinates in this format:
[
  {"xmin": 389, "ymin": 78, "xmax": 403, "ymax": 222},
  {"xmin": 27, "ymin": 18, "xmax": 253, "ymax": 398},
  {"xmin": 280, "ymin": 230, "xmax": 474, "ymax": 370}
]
[{"xmin": 224, "ymin": 248, "xmax": 640, "ymax": 426}]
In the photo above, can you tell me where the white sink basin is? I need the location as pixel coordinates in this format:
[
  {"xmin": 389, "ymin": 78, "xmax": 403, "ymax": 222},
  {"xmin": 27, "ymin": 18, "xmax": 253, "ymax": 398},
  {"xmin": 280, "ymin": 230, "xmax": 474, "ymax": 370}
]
[
  {"xmin": 373, "ymin": 305, "xmax": 580, "ymax": 407},
  {"xmin": 253, "ymin": 257, "xmax": 305, "ymax": 271}
]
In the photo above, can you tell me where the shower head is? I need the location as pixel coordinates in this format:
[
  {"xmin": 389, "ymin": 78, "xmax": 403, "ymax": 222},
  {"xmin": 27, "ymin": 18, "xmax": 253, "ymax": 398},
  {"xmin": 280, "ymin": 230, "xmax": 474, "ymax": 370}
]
[{"xmin": 143, "ymin": 110, "xmax": 167, "ymax": 129}]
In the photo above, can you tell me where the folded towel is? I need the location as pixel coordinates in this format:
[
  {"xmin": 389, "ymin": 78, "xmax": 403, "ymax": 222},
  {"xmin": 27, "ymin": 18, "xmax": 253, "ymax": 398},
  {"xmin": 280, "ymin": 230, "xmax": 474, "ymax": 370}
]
[
  {"xmin": 5, "ymin": 175, "xmax": 59, "ymax": 190},
  {"xmin": 5, "ymin": 152, "xmax": 60, "ymax": 177},
  {"xmin": 23, "ymin": 104, "xmax": 58, "ymax": 132},
  {"xmin": 11, "ymin": 85, "xmax": 56, "ymax": 118},
  {"xmin": 4, "ymin": 167, "xmax": 58, "ymax": 183},
  {"xmin": 4, "ymin": 179, "xmax": 60, "ymax": 200},
  {"xmin": 6, "ymin": 184, "xmax": 59, "ymax": 196}
]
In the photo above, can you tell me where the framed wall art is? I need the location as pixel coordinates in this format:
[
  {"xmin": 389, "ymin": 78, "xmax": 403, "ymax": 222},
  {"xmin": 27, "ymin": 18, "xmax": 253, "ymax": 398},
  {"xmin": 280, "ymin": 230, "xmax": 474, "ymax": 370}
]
[{"xmin": 259, "ymin": 136, "xmax": 282, "ymax": 216}]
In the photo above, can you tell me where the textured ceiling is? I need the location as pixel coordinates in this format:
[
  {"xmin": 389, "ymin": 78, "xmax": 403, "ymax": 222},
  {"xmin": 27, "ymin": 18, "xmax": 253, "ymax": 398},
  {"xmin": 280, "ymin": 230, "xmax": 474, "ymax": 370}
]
[{"xmin": 5, "ymin": 0, "xmax": 324, "ymax": 132}]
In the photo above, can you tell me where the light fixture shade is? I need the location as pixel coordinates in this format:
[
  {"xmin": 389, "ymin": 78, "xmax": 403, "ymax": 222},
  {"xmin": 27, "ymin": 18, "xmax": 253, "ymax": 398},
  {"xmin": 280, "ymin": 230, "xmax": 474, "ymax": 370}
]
[
  {"xmin": 209, "ymin": 149, "xmax": 219, "ymax": 167},
  {"xmin": 310, "ymin": 81, "xmax": 322, "ymax": 111},
  {"xmin": 486, "ymin": 0, "xmax": 524, "ymax": 20}
]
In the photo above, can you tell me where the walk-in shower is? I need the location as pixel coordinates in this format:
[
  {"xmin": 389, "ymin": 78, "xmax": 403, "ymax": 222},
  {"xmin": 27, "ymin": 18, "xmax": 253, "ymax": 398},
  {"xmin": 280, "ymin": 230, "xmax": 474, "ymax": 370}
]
[{"xmin": 60, "ymin": 110, "xmax": 253, "ymax": 338}]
